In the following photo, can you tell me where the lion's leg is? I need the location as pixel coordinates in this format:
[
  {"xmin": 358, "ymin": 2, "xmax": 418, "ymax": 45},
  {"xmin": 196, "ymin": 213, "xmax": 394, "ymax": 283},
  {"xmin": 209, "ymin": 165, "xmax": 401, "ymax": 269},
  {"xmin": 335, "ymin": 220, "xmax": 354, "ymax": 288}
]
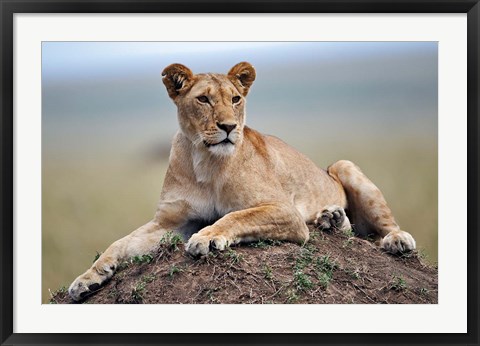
[
  {"xmin": 68, "ymin": 200, "xmax": 189, "ymax": 301},
  {"xmin": 185, "ymin": 203, "xmax": 309, "ymax": 256},
  {"xmin": 327, "ymin": 160, "xmax": 416, "ymax": 253}
]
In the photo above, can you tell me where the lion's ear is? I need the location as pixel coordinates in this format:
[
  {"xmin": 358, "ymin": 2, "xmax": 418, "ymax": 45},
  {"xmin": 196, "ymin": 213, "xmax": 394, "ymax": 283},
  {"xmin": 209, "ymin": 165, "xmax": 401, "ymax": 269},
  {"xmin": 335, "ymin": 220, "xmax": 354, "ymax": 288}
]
[
  {"xmin": 228, "ymin": 62, "xmax": 256, "ymax": 96},
  {"xmin": 162, "ymin": 64, "xmax": 194, "ymax": 100}
]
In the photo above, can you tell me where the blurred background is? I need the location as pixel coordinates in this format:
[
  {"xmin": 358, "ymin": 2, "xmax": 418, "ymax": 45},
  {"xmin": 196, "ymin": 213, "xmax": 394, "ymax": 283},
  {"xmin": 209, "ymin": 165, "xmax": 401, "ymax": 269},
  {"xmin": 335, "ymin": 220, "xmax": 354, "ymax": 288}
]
[{"xmin": 42, "ymin": 42, "xmax": 438, "ymax": 303}]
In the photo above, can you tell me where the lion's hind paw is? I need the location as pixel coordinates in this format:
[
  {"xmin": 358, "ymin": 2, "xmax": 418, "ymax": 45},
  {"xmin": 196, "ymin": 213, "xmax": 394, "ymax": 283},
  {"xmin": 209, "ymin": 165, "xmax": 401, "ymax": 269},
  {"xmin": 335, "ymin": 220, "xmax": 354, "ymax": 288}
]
[
  {"xmin": 380, "ymin": 230, "xmax": 416, "ymax": 254},
  {"xmin": 314, "ymin": 205, "xmax": 351, "ymax": 232}
]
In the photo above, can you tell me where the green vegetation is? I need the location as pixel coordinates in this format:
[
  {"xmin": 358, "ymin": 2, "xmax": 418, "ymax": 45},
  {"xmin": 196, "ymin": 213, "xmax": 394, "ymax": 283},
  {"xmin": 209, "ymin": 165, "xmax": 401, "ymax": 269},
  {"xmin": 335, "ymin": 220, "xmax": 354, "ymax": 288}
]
[
  {"xmin": 343, "ymin": 228, "xmax": 355, "ymax": 238},
  {"xmin": 314, "ymin": 255, "xmax": 338, "ymax": 288},
  {"xmin": 131, "ymin": 254, "xmax": 154, "ymax": 265},
  {"xmin": 263, "ymin": 264, "xmax": 273, "ymax": 280},
  {"xmin": 249, "ymin": 239, "xmax": 283, "ymax": 248},
  {"xmin": 48, "ymin": 286, "xmax": 68, "ymax": 304},
  {"xmin": 286, "ymin": 288, "xmax": 299, "ymax": 303},
  {"xmin": 142, "ymin": 273, "xmax": 156, "ymax": 283},
  {"xmin": 225, "ymin": 248, "xmax": 243, "ymax": 264},
  {"xmin": 389, "ymin": 275, "xmax": 408, "ymax": 291},
  {"xmin": 116, "ymin": 254, "xmax": 154, "ymax": 272},
  {"xmin": 342, "ymin": 228, "xmax": 355, "ymax": 248},
  {"xmin": 293, "ymin": 270, "xmax": 314, "ymax": 291},
  {"xmin": 168, "ymin": 265, "xmax": 183, "ymax": 277},
  {"xmin": 345, "ymin": 267, "xmax": 361, "ymax": 280},
  {"xmin": 294, "ymin": 244, "xmax": 316, "ymax": 270},
  {"xmin": 289, "ymin": 245, "xmax": 339, "ymax": 299},
  {"xmin": 93, "ymin": 251, "xmax": 102, "ymax": 263},
  {"xmin": 420, "ymin": 287, "xmax": 429, "ymax": 295},
  {"xmin": 160, "ymin": 231, "xmax": 183, "ymax": 251},
  {"xmin": 131, "ymin": 281, "xmax": 147, "ymax": 302},
  {"xmin": 204, "ymin": 288, "xmax": 219, "ymax": 303},
  {"xmin": 131, "ymin": 273, "xmax": 157, "ymax": 302},
  {"xmin": 315, "ymin": 255, "xmax": 337, "ymax": 273}
]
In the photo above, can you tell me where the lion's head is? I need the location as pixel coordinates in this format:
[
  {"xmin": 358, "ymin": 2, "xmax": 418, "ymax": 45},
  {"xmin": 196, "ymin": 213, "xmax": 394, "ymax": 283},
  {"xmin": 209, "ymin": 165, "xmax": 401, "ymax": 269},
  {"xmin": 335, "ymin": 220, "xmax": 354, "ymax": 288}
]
[{"xmin": 162, "ymin": 62, "xmax": 256, "ymax": 156}]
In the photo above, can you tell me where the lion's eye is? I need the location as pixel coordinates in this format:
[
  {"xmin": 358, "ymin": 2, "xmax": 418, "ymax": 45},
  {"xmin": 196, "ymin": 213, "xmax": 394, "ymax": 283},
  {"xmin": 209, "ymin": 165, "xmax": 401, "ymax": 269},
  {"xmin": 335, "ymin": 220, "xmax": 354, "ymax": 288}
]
[
  {"xmin": 197, "ymin": 96, "xmax": 209, "ymax": 103},
  {"xmin": 232, "ymin": 96, "xmax": 241, "ymax": 104}
]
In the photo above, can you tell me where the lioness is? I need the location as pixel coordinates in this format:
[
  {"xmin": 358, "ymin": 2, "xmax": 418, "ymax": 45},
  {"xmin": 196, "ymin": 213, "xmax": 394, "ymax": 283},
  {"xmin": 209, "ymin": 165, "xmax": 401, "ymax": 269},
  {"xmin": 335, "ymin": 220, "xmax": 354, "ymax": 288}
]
[{"xmin": 68, "ymin": 62, "xmax": 416, "ymax": 301}]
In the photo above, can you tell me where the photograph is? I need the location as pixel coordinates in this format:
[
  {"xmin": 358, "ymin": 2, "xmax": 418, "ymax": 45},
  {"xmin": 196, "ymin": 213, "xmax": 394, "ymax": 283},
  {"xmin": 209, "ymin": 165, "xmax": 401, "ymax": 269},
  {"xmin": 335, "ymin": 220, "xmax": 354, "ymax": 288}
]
[{"xmin": 42, "ymin": 41, "xmax": 439, "ymax": 305}]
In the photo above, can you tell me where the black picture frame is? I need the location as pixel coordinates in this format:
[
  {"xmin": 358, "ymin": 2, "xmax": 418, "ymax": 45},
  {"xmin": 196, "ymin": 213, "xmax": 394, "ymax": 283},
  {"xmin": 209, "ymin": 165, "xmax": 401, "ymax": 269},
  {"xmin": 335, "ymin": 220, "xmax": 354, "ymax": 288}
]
[{"xmin": 1, "ymin": 1, "xmax": 478, "ymax": 345}]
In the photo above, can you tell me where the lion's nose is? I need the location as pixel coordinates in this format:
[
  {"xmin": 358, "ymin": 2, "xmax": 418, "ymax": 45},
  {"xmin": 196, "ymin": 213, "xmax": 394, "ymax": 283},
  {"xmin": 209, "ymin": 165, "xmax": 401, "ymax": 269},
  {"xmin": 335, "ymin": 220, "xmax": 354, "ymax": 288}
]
[{"xmin": 217, "ymin": 122, "xmax": 237, "ymax": 134}]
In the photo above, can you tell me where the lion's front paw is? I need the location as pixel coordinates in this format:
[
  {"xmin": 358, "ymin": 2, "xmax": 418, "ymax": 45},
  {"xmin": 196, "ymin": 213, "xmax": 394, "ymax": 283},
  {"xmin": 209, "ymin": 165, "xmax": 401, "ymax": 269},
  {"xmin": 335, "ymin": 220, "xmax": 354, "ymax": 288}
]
[
  {"xmin": 68, "ymin": 259, "xmax": 116, "ymax": 301},
  {"xmin": 381, "ymin": 230, "xmax": 416, "ymax": 254},
  {"xmin": 68, "ymin": 271, "xmax": 104, "ymax": 302},
  {"xmin": 315, "ymin": 205, "xmax": 351, "ymax": 232},
  {"xmin": 186, "ymin": 232, "xmax": 229, "ymax": 257}
]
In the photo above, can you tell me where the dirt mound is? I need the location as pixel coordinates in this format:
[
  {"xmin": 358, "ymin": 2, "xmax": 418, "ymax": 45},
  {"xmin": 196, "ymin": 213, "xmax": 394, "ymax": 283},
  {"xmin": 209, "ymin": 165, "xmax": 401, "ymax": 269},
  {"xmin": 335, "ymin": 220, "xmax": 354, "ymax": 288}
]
[{"xmin": 51, "ymin": 225, "xmax": 438, "ymax": 304}]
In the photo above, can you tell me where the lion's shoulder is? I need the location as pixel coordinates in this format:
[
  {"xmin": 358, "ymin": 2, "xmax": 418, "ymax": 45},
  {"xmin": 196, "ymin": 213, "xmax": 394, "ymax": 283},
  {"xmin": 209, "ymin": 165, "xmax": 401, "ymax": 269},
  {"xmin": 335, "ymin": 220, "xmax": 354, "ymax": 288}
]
[{"xmin": 243, "ymin": 126, "xmax": 269, "ymax": 160}]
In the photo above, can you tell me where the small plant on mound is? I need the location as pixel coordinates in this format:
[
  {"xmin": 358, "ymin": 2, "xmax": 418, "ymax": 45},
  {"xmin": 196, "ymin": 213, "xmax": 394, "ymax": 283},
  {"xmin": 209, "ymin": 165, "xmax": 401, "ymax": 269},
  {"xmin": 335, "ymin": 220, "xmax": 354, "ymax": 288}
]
[
  {"xmin": 389, "ymin": 275, "xmax": 407, "ymax": 291},
  {"xmin": 116, "ymin": 253, "xmax": 154, "ymax": 272},
  {"xmin": 293, "ymin": 270, "xmax": 314, "ymax": 291},
  {"xmin": 345, "ymin": 267, "xmax": 361, "ymax": 280},
  {"xmin": 160, "ymin": 231, "xmax": 183, "ymax": 251},
  {"xmin": 48, "ymin": 286, "xmax": 68, "ymax": 304},
  {"xmin": 286, "ymin": 288, "xmax": 299, "ymax": 303},
  {"xmin": 249, "ymin": 239, "xmax": 283, "ymax": 248},
  {"xmin": 314, "ymin": 255, "xmax": 338, "ymax": 289},
  {"xmin": 225, "ymin": 248, "xmax": 243, "ymax": 264},
  {"xmin": 131, "ymin": 254, "xmax": 154, "ymax": 265},
  {"xmin": 131, "ymin": 281, "xmax": 147, "ymax": 302},
  {"xmin": 420, "ymin": 287, "xmax": 429, "ymax": 295},
  {"xmin": 342, "ymin": 228, "xmax": 355, "ymax": 248},
  {"xmin": 290, "ymin": 244, "xmax": 317, "ymax": 296},
  {"xmin": 168, "ymin": 265, "xmax": 183, "ymax": 277},
  {"xmin": 92, "ymin": 251, "xmax": 102, "ymax": 263},
  {"xmin": 131, "ymin": 274, "xmax": 156, "ymax": 303},
  {"xmin": 263, "ymin": 264, "xmax": 273, "ymax": 280},
  {"xmin": 287, "ymin": 245, "xmax": 340, "ymax": 301}
]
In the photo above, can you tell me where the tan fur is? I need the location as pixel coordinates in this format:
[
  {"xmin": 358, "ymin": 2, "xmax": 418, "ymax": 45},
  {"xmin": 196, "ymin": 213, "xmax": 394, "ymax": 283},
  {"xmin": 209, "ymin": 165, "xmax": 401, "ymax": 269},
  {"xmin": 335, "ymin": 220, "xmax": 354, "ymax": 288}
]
[{"xmin": 68, "ymin": 62, "xmax": 416, "ymax": 301}]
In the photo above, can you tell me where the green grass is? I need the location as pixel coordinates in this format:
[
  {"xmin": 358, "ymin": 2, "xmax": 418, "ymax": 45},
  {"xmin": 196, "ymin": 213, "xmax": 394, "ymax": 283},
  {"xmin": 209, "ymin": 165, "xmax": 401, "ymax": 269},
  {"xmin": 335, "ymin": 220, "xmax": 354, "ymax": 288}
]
[
  {"xmin": 293, "ymin": 270, "xmax": 314, "ymax": 291},
  {"xmin": 263, "ymin": 264, "xmax": 273, "ymax": 280},
  {"xmin": 342, "ymin": 228, "xmax": 355, "ymax": 248},
  {"xmin": 249, "ymin": 239, "xmax": 283, "ymax": 248},
  {"xmin": 225, "ymin": 248, "xmax": 243, "ymax": 264},
  {"xmin": 160, "ymin": 231, "xmax": 183, "ymax": 251},
  {"xmin": 48, "ymin": 286, "xmax": 68, "ymax": 304},
  {"xmin": 314, "ymin": 255, "xmax": 338, "ymax": 288},
  {"xmin": 131, "ymin": 254, "xmax": 154, "ymax": 265},
  {"xmin": 345, "ymin": 267, "xmax": 361, "ymax": 280},
  {"xmin": 142, "ymin": 273, "xmax": 156, "ymax": 283},
  {"xmin": 131, "ymin": 274, "xmax": 157, "ymax": 302},
  {"xmin": 294, "ymin": 244, "xmax": 316, "ymax": 270},
  {"xmin": 92, "ymin": 251, "xmax": 102, "ymax": 263},
  {"xmin": 389, "ymin": 275, "xmax": 408, "ymax": 291},
  {"xmin": 116, "ymin": 254, "xmax": 154, "ymax": 272},
  {"xmin": 343, "ymin": 228, "xmax": 355, "ymax": 238},
  {"xmin": 315, "ymin": 255, "xmax": 337, "ymax": 273},
  {"xmin": 291, "ymin": 246, "xmax": 338, "ymax": 292},
  {"xmin": 317, "ymin": 272, "xmax": 331, "ymax": 289},
  {"xmin": 168, "ymin": 265, "xmax": 183, "ymax": 277},
  {"xmin": 131, "ymin": 281, "xmax": 147, "ymax": 302},
  {"xmin": 204, "ymin": 288, "xmax": 219, "ymax": 303},
  {"xmin": 420, "ymin": 287, "xmax": 429, "ymax": 295},
  {"xmin": 286, "ymin": 288, "xmax": 299, "ymax": 303}
]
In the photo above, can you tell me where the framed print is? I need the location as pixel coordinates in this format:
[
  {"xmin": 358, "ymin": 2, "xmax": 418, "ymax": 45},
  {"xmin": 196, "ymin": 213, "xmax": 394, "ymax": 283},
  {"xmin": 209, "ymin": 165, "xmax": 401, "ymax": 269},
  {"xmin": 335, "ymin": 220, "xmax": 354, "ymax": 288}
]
[{"xmin": 1, "ymin": 1, "xmax": 479, "ymax": 345}]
